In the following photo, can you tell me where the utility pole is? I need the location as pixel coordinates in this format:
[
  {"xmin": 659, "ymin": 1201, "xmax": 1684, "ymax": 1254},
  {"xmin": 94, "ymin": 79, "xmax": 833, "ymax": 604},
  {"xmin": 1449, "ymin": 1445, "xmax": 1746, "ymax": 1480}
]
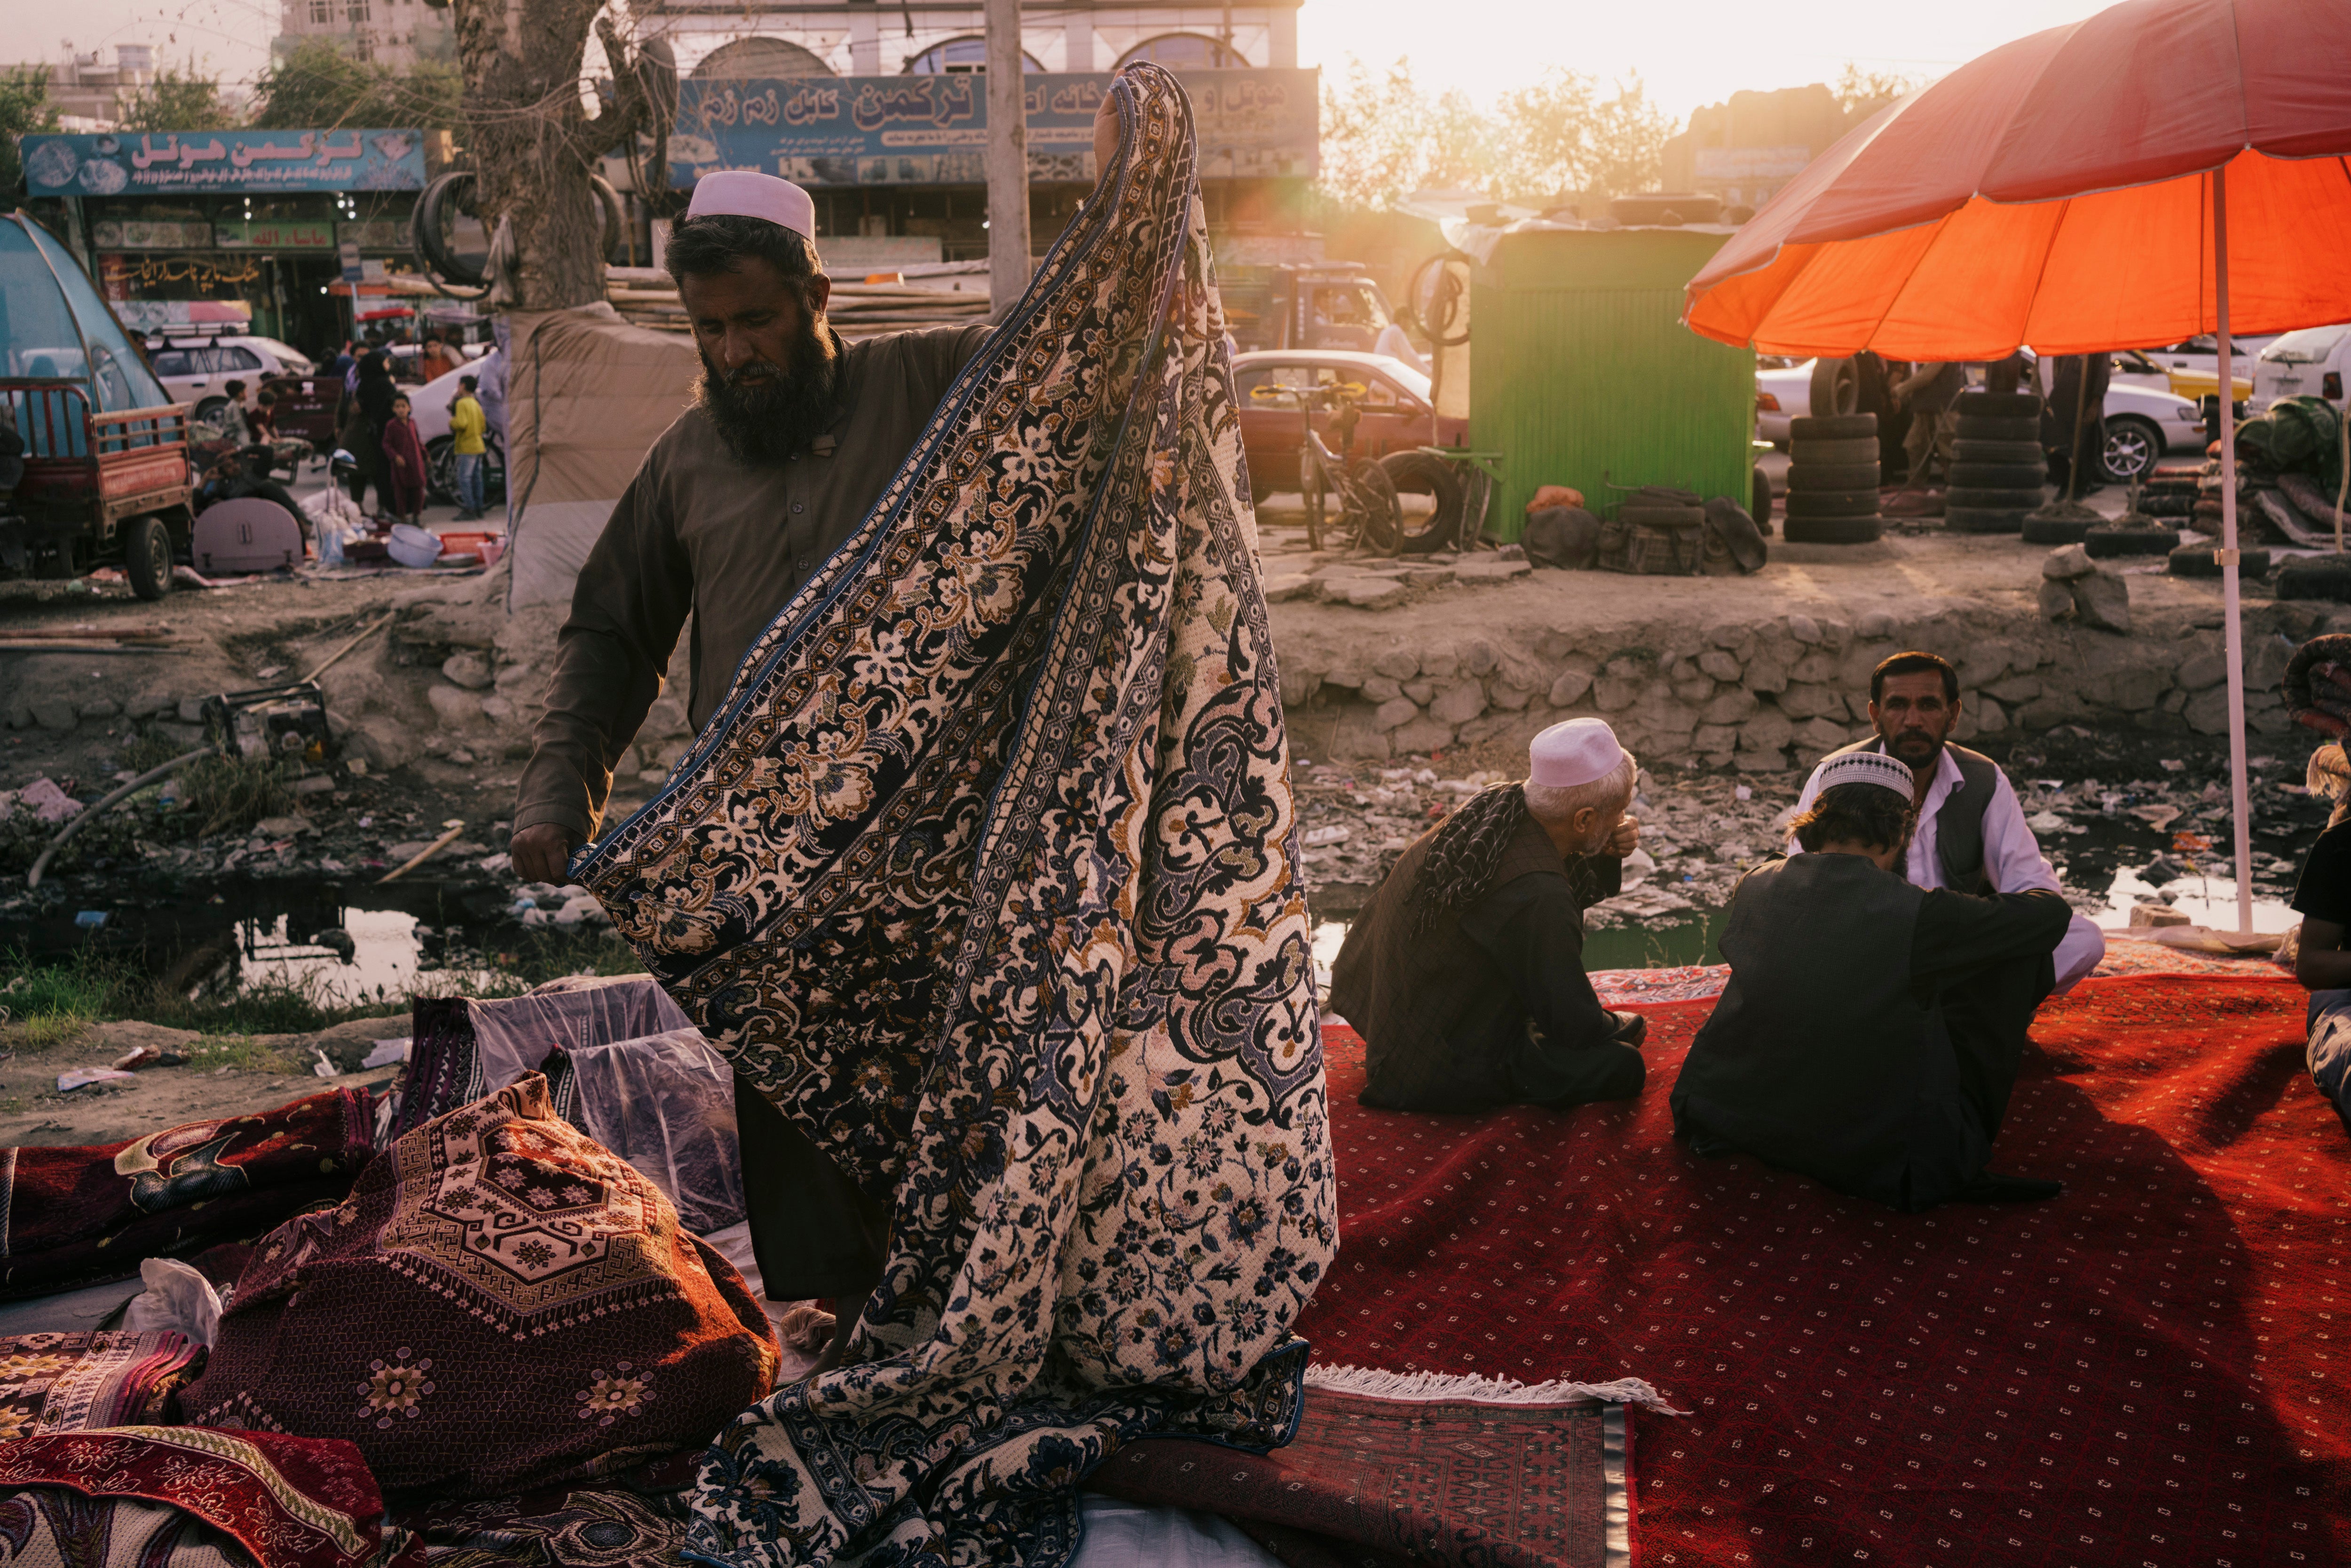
[{"xmin": 985, "ymin": 0, "xmax": 1032, "ymax": 316}]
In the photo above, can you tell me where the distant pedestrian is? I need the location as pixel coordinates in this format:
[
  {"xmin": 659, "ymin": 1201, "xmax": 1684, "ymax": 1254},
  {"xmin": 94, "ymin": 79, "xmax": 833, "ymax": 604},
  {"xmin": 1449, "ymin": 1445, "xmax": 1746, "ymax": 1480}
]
[
  {"xmin": 381, "ymin": 393, "xmax": 429, "ymax": 528},
  {"xmin": 1892, "ymin": 360, "xmax": 1965, "ymax": 486},
  {"xmin": 328, "ymin": 339, "xmax": 354, "ymax": 382},
  {"xmin": 450, "ymin": 373, "xmax": 487, "ymax": 521},
  {"xmin": 419, "ymin": 330, "xmax": 461, "ymax": 384}
]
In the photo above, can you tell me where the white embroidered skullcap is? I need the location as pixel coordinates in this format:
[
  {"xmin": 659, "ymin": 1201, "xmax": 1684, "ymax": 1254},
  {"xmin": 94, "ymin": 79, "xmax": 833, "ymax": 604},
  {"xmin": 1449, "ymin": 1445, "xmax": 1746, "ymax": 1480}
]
[
  {"xmin": 685, "ymin": 171, "xmax": 816, "ymax": 241},
  {"xmin": 1529, "ymin": 718, "xmax": 1625, "ymax": 788},
  {"xmin": 1815, "ymin": 750, "xmax": 1916, "ymax": 799}
]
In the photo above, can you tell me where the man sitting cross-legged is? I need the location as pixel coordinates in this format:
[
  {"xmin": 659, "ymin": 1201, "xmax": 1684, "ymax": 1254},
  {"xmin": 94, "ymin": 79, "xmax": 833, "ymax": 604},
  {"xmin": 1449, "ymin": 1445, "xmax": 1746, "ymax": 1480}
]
[
  {"xmin": 1673, "ymin": 751, "xmax": 2073, "ymax": 1211},
  {"xmin": 1332, "ymin": 717, "xmax": 1649, "ymax": 1114}
]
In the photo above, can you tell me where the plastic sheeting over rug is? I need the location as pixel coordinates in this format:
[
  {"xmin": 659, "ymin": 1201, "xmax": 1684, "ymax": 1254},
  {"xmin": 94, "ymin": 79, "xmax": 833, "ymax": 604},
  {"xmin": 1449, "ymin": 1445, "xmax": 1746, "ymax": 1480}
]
[{"xmin": 1301, "ymin": 976, "xmax": 2349, "ymax": 1567}]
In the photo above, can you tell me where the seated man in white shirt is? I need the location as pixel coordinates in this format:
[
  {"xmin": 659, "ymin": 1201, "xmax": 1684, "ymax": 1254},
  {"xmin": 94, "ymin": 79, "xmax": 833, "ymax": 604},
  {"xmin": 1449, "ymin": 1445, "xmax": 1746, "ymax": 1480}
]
[{"xmin": 1788, "ymin": 650, "xmax": 2105, "ymax": 992}]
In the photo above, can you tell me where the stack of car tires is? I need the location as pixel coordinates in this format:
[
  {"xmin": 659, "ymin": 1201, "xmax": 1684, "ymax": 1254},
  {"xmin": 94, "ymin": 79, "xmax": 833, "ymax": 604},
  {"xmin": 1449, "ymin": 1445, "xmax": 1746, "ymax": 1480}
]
[
  {"xmin": 1783, "ymin": 413, "xmax": 1883, "ymax": 544},
  {"xmin": 1946, "ymin": 391, "xmax": 2048, "ymax": 534}
]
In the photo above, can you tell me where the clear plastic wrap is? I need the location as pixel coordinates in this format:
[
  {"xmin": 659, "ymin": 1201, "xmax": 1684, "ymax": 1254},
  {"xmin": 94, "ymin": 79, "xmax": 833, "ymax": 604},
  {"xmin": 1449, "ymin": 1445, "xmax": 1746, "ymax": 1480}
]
[
  {"xmin": 465, "ymin": 975, "xmax": 693, "ymax": 1092},
  {"xmin": 563, "ymin": 1025, "xmax": 745, "ymax": 1235}
]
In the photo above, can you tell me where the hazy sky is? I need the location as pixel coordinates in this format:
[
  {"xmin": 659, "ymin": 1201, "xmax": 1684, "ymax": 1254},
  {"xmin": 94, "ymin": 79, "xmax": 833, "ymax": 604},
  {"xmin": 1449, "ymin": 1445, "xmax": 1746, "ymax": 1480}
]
[{"xmin": 3, "ymin": 0, "xmax": 2113, "ymax": 111}]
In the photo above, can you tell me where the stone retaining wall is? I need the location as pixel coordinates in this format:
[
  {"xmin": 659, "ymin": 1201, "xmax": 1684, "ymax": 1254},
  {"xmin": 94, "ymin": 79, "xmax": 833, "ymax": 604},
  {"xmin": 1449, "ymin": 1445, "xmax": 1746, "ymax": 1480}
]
[{"xmin": 1274, "ymin": 599, "xmax": 2338, "ymax": 769}]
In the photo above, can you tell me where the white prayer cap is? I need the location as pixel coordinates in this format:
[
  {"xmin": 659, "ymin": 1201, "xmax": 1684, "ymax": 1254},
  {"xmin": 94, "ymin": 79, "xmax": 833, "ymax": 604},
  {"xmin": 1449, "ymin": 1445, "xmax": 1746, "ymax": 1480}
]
[
  {"xmin": 1529, "ymin": 718, "xmax": 1625, "ymax": 788},
  {"xmin": 1814, "ymin": 750, "xmax": 1915, "ymax": 799},
  {"xmin": 685, "ymin": 171, "xmax": 816, "ymax": 241}
]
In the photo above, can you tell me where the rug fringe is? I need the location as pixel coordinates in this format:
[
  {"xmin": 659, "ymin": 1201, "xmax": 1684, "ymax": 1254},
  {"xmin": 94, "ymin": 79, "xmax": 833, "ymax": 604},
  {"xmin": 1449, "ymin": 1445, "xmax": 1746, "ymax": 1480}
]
[{"xmin": 1304, "ymin": 1362, "xmax": 1689, "ymax": 1415}]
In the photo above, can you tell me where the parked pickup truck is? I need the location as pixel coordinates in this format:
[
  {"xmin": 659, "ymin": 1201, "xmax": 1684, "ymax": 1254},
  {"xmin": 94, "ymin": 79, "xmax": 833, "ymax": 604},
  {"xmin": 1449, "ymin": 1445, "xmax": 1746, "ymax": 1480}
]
[{"xmin": 0, "ymin": 212, "xmax": 197, "ymax": 599}]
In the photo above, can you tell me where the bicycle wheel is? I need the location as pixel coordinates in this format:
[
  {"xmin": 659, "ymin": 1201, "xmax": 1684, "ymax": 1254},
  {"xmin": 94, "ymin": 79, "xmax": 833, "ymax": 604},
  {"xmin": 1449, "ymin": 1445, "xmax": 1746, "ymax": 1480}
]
[{"xmin": 1341, "ymin": 458, "xmax": 1403, "ymax": 556}]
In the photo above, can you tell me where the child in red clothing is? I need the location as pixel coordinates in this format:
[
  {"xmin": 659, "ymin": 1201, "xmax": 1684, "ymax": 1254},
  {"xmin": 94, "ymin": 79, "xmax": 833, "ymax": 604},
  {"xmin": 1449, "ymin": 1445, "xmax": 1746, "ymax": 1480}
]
[{"xmin": 380, "ymin": 393, "xmax": 429, "ymax": 527}]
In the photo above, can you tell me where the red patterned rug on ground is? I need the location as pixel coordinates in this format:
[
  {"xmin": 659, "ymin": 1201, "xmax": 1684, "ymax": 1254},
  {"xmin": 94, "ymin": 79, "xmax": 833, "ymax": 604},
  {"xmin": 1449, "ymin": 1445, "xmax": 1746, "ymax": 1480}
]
[
  {"xmin": 1296, "ymin": 975, "xmax": 2350, "ymax": 1568},
  {"xmin": 1098, "ymin": 1366, "xmax": 1639, "ymax": 1567}
]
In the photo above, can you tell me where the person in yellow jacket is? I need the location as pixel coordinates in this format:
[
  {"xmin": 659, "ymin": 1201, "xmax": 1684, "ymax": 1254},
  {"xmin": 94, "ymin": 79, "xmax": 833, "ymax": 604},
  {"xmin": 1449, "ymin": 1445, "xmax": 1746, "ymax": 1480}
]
[{"xmin": 450, "ymin": 374, "xmax": 488, "ymax": 521}]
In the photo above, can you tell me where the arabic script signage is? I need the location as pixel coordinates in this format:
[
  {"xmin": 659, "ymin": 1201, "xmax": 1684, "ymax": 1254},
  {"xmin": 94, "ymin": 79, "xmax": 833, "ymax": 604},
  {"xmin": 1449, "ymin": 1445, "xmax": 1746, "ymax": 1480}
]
[
  {"xmin": 671, "ymin": 70, "xmax": 1317, "ymax": 187},
  {"xmin": 20, "ymin": 129, "xmax": 427, "ymax": 196}
]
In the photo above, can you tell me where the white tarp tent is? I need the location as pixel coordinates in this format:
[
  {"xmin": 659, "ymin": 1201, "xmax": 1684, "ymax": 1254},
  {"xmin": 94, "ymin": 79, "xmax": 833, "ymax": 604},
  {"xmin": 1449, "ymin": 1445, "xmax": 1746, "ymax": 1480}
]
[{"xmin": 502, "ymin": 302, "xmax": 699, "ymax": 610}]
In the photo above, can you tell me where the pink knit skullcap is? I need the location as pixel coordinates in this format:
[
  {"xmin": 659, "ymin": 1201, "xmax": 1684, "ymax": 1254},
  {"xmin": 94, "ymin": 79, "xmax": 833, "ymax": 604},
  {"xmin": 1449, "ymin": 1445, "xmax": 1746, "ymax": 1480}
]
[{"xmin": 1529, "ymin": 718, "xmax": 1625, "ymax": 788}]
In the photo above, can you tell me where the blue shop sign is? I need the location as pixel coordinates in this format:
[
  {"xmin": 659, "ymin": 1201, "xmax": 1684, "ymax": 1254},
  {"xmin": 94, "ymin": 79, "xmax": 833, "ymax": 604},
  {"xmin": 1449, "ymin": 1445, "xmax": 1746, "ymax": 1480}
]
[
  {"xmin": 20, "ymin": 129, "xmax": 427, "ymax": 197},
  {"xmin": 671, "ymin": 69, "xmax": 1318, "ymax": 188}
]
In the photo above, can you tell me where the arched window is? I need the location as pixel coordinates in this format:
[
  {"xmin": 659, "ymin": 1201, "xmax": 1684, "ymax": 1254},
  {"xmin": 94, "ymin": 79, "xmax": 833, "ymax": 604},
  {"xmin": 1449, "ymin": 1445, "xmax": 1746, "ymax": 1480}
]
[
  {"xmin": 1115, "ymin": 32, "xmax": 1245, "ymax": 70},
  {"xmin": 691, "ymin": 37, "xmax": 836, "ymax": 79},
  {"xmin": 902, "ymin": 35, "xmax": 1042, "ymax": 73}
]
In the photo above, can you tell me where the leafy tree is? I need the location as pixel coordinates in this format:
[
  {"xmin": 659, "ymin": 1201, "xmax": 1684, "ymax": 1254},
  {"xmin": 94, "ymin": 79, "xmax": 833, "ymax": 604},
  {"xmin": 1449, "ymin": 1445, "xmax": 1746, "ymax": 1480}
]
[
  {"xmin": 118, "ymin": 62, "xmax": 243, "ymax": 132},
  {"xmin": 252, "ymin": 38, "xmax": 462, "ymax": 130},
  {"xmin": 1317, "ymin": 57, "xmax": 1669, "ymax": 215},
  {"xmin": 0, "ymin": 66, "xmax": 61, "ymax": 211},
  {"xmin": 1490, "ymin": 71, "xmax": 1670, "ymax": 205},
  {"xmin": 1832, "ymin": 63, "xmax": 1929, "ymax": 117}
]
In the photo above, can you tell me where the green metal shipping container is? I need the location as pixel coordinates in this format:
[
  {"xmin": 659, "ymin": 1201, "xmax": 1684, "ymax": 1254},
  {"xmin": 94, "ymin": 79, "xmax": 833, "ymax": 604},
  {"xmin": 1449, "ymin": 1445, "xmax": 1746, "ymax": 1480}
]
[{"xmin": 1469, "ymin": 226, "xmax": 1756, "ymax": 539}]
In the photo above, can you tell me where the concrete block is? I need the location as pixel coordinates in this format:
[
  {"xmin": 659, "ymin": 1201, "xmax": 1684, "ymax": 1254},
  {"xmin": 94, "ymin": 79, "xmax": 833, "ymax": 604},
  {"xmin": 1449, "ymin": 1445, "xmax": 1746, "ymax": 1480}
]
[
  {"xmin": 1335, "ymin": 577, "xmax": 1409, "ymax": 609},
  {"xmin": 1549, "ymin": 668, "xmax": 1595, "ymax": 708},
  {"xmin": 1740, "ymin": 710, "xmax": 1796, "ymax": 753},
  {"xmin": 1593, "ymin": 676, "xmax": 1641, "ymax": 713},
  {"xmin": 427, "ymin": 683, "xmax": 487, "ymax": 731},
  {"xmin": 2073, "ymin": 572, "xmax": 2131, "ymax": 634},
  {"xmin": 1431, "ymin": 681, "xmax": 1488, "ymax": 725},
  {"xmin": 1490, "ymin": 682, "xmax": 1536, "ymax": 712},
  {"xmin": 1701, "ymin": 688, "xmax": 1759, "ymax": 725},
  {"xmin": 2043, "ymin": 544, "xmax": 2096, "ymax": 580},
  {"xmin": 1262, "ymin": 573, "xmax": 1316, "ymax": 602},
  {"xmin": 1372, "ymin": 649, "xmax": 1420, "ymax": 679},
  {"xmin": 1391, "ymin": 717, "xmax": 1457, "ymax": 754}
]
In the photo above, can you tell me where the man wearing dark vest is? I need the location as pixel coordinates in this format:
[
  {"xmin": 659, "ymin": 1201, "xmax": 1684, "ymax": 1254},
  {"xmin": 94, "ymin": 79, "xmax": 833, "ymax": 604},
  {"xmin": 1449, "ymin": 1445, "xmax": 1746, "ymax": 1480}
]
[
  {"xmin": 1672, "ymin": 753, "xmax": 2074, "ymax": 1209},
  {"xmin": 1331, "ymin": 718, "xmax": 1649, "ymax": 1114},
  {"xmin": 1790, "ymin": 650, "xmax": 2104, "ymax": 992}
]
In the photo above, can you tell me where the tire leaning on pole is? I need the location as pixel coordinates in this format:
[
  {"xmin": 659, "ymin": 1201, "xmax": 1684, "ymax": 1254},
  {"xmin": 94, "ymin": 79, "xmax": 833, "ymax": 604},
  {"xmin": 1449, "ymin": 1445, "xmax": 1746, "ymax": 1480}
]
[{"xmin": 1783, "ymin": 412, "xmax": 1883, "ymax": 544}]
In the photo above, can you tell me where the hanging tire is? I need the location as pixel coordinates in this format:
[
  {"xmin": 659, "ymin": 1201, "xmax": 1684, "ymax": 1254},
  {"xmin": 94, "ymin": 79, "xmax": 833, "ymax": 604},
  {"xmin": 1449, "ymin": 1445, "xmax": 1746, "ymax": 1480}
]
[
  {"xmin": 2098, "ymin": 414, "xmax": 2166, "ymax": 484},
  {"xmin": 2083, "ymin": 523, "xmax": 2182, "ymax": 558},
  {"xmin": 1790, "ymin": 413, "xmax": 1876, "ymax": 441},
  {"xmin": 1751, "ymin": 464, "xmax": 1775, "ymax": 528},
  {"xmin": 1948, "ymin": 485, "xmax": 2049, "ymax": 511},
  {"xmin": 1789, "ymin": 436, "xmax": 1879, "ymax": 466},
  {"xmin": 2021, "ymin": 515, "xmax": 2091, "ymax": 545},
  {"xmin": 1954, "ymin": 391, "xmax": 2043, "ymax": 418},
  {"xmin": 1785, "ymin": 462, "xmax": 1881, "ymax": 492},
  {"xmin": 1949, "ymin": 462, "xmax": 2048, "ymax": 490},
  {"xmin": 1946, "ymin": 506, "xmax": 2027, "ymax": 534},
  {"xmin": 1785, "ymin": 489, "xmax": 1878, "ymax": 519},
  {"xmin": 2169, "ymin": 544, "xmax": 2268, "ymax": 578},
  {"xmin": 1379, "ymin": 450, "xmax": 1462, "ymax": 554},
  {"xmin": 1949, "ymin": 439, "xmax": 2048, "ymax": 466},
  {"xmin": 1783, "ymin": 513, "xmax": 1883, "ymax": 544},
  {"xmin": 1809, "ymin": 358, "xmax": 1863, "ymax": 418},
  {"xmin": 1955, "ymin": 415, "xmax": 2043, "ymax": 443},
  {"xmin": 124, "ymin": 513, "xmax": 174, "ymax": 601}
]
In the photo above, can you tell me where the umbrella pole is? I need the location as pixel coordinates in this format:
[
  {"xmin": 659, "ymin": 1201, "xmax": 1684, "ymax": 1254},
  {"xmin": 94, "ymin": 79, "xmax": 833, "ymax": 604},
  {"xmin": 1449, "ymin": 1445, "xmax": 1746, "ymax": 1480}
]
[{"xmin": 2214, "ymin": 166, "xmax": 2255, "ymax": 937}]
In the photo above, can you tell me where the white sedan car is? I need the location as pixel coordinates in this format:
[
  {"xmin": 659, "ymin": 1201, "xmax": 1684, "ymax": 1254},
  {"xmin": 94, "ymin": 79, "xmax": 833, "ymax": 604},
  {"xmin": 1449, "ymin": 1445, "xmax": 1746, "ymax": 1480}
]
[{"xmin": 145, "ymin": 334, "xmax": 314, "ymax": 408}]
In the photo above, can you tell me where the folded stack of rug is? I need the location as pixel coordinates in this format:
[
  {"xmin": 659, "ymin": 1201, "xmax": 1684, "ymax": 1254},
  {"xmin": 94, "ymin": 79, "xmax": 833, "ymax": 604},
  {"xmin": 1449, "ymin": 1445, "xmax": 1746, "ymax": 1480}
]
[
  {"xmin": 0, "ymin": 1088, "xmax": 375, "ymax": 1300},
  {"xmin": 183, "ymin": 1074, "xmax": 779, "ymax": 1499},
  {"xmin": 0, "ymin": 1330, "xmax": 205, "ymax": 1435}
]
